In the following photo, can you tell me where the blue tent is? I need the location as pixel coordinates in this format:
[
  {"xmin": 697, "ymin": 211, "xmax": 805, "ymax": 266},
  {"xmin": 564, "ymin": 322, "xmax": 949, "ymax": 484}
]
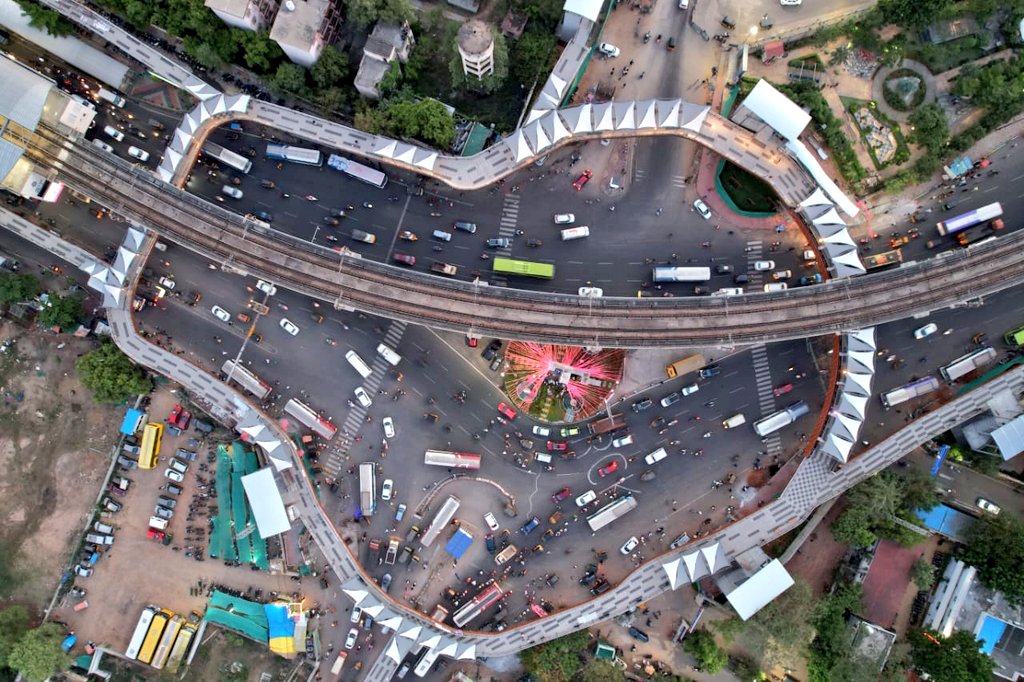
[{"xmin": 444, "ymin": 528, "xmax": 473, "ymax": 559}]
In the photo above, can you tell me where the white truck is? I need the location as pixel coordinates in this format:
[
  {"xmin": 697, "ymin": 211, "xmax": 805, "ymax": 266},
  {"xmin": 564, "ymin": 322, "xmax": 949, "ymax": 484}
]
[{"xmin": 96, "ymin": 88, "xmax": 126, "ymax": 107}]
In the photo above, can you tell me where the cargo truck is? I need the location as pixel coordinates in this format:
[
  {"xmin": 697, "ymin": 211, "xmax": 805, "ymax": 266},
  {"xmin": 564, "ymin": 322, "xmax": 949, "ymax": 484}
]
[
  {"xmin": 587, "ymin": 413, "xmax": 626, "ymax": 435},
  {"xmin": 384, "ymin": 536, "xmax": 400, "ymax": 565},
  {"xmin": 431, "ymin": 262, "xmax": 458, "ymax": 276},
  {"xmin": 665, "ymin": 353, "xmax": 705, "ymax": 379}
]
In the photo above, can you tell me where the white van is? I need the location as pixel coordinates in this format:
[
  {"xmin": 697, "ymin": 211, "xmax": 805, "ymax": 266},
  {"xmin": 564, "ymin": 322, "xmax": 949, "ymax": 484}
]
[
  {"xmin": 535, "ymin": 452, "xmax": 552, "ymax": 464},
  {"xmin": 763, "ymin": 282, "xmax": 788, "ymax": 293},
  {"xmin": 644, "ymin": 448, "xmax": 668, "ymax": 465},
  {"xmin": 712, "ymin": 288, "xmax": 744, "ymax": 297},
  {"xmin": 345, "ymin": 350, "xmax": 372, "ymax": 378},
  {"xmin": 560, "ymin": 226, "xmax": 590, "ymax": 241},
  {"xmin": 723, "ymin": 414, "xmax": 746, "ymax": 429},
  {"xmin": 432, "ymin": 230, "xmax": 452, "ymax": 242},
  {"xmin": 376, "ymin": 343, "xmax": 401, "ymax": 366},
  {"xmin": 149, "ymin": 516, "xmax": 169, "ymax": 530},
  {"xmin": 93, "ymin": 521, "xmax": 114, "ymax": 534}
]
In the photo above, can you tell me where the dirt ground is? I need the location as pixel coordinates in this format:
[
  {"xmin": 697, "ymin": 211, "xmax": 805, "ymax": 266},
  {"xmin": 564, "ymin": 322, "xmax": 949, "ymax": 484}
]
[{"xmin": 0, "ymin": 321, "xmax": 122, "ymax": 607}]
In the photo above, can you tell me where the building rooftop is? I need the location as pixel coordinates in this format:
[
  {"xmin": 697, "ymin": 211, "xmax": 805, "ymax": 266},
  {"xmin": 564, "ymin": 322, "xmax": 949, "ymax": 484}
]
[
  {"xmin": 354, "ymin": 56, "xmax": 390, "ymax": 93},
  {"xmin": 270, "ymin": 0, "xmax": 331, "ymax": 50},
  {"xmin": 0, "ymin": 57, "xmax": 55, "ymax": 182},
  {"xmin": 204, "ymin": 0, "xmax": 252, "ymax": 16},
  {"xmin": 457, "ymin": 20, "xmax": 493, "ymax": 54}
]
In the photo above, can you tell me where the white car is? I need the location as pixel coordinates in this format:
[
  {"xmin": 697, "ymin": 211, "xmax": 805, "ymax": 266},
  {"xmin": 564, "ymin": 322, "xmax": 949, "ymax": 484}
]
[
  {"xmin": 279, "ymin": 318, "xmax": 299, "ymax": 336},
  {"xmin": 158, "ymin": 276, "xmax": 175, "ymax": 290},
  {"xmin": 611, "ymin": 433, "xmax": 634, "ymax": 448},
  {"xmin": 344, "ymin": 628, "xmax": 359, "ymax": 649},
  {"xmin": 484, "ymin": 512, "xmax": 500, "ymax": 531},
  {"xmin": 575, "ymin": 490, "xmax": 597, "ymax": 507},
  {"xmin": 350, "ymin": 606, "xmax": 363, "ymax": 624},
  {"xmin": 764, "ymin": 282, "xmax": 788, "ymax": 292},
  {"xmin": 128, "ymin": 146, "xmax": 150, "ymax": 162},
  {"xmin": 221, "ymin": 185, "xmax": 243, "ymax": 199},
  {"xmin": 381, "ymin": 479, "xmax": 394, "ymax": 501},
  {"xmin": 976, "ymin": 497, "xmax": 1001, "ymax": 514},
  {"xmin": 532, "ymin": 425, "xmax": 550, "ymax": 437},
  {"xmin": 354, "ymin": 387, "xmax": 372, "ymax": 408},
  {"xmin": 211, "ymin": 306, "xmax": 231, "ymax": 322},
  {"xmin": 693, "ymin": 199, "xmax": 712, "ymax": 219},
  {"xmin": 382, "ymin": 416, "xmax": 395, "ymax": 438},
  {"xmin": 620, "ymin": 536, "xmax": 640, "ymax": 555},
  {"xmin": 256, "ymin": 279, "xmax": 277, "ymax": 295},
  {"xmin": 598, "ymin": 42, "xmax": 620, "ymax": 57},
  {"xmin": 680, "ymin": 383, "xmax": 699, "ymax": 396},
  {"xmin": 92, "ymin": 139, "xmax": 114, "ymax": 153},
  {"xmin": 780, "ymin": 0, "xmax": 802, "ymax": 5},
  {"xmin": 914, "ymin": 323, "xmax": 938, "ymax": 339},
  {"xmin": 164, "ymin": 468, "xmax": 184, "ymax": 482},
  {"xmin": 553, "ymin": 213, "xmax": 575, "ymax": 224},
  {"xmin": 578, "ymin": 287, "xmax": 603, "ymax": 298},
  {"xmin": 103, "ymin": 125, "xmax": 124, "ymax": 141},
  {"xmin": 754, "ymin": 260, "xmax": 775, "ymax": 271},
  {"xmin": 644, "ymin": 448, "xmax": 668, "ymax": 465}
]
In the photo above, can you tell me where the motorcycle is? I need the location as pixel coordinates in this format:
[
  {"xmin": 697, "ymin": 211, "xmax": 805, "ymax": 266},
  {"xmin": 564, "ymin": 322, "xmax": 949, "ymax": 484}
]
[
  {"xmin": 430, "ymin": 211, "xmax": 442, "ymax": 217},
  {"xmin": 432, "ymin": 245, "xmax": 444, "ymax": 252},
  {"xmin": 643, "ymin": 32, "xmax": 651, "ymax": 43},
  {"xmin": 362, "ymin": 201, "xmax": 373, "ymax": 208},
  {"xmin": 702, "ymin": 431, "xmax": 712, "ymax": 438},
  {"xmin": 324, "ymin": 235, "xmax": 338, "ymax": 243},
  {"xmin": 399, "ymin": 230, "xmax": 418, "ymax": 241},
  {"xmin": 304, "ymin": 194, "xmax": 318, "ymax": 201}
]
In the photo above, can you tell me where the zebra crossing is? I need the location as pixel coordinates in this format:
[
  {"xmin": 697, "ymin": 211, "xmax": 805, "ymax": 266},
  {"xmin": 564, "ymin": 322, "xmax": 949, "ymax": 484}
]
[
  {"xmin": 670, "ymin": 174, "xmax": 687, "ymax": 189},
  {"xmin": 490, "ymin": 193, "xmax": 521, "ymax": 286},
  {"xmin": 323, "ymin": 320, "xmax": 408, "ymax": 477},
  {"xmin": 750, "ymin": 344, "xmax": 782, "ymax": 458},
  {"xmin": 745, "ymin": 240, "xmax": 765, "ymax": 286}
]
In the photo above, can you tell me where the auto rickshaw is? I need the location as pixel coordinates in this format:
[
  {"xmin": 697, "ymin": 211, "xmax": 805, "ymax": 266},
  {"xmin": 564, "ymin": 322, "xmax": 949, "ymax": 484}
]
[
  {"xmin": 260, "ymin": 180, "xmax": 275, "ymax": 189},
  {"xmin": 237, "ymin": 312, "xmax": 251, "ymax": 323},
  {"xmin": 399, "ymin": 230, "xmax": 418, "ymax": 241}
]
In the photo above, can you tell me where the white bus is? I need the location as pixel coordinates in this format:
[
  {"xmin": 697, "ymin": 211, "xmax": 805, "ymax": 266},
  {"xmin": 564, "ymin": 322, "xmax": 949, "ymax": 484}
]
[
  {"xmin": 880, "ymin": 376, "xmax": 941, "ymax": 408},
  {"xmin": 424, "ymin": 450, "xmax": 481, "ymax": 470},
  {"xmin": 201, "ymin": 142, "xmax": 252, "ymax": 174},
  {"xmin": 420, "ymin": 495, "xmax": 460, "ymax": 547},
  {"xmin": 375, "ymin": 343, "xmax": 402, "ymax": 366},
  {"xmin": 451, "ymin": 582, "xmax": 504, "ymax": 628},
  {"xmin": 221, "ymin": 360, "xmax": 272, "ymax": 400},
  {"xmin": 359, "ymin": 463, "xmax": 376, "ymax": 517},
  {"xmin": 586, "ymin": 495, "xmax": 638, "ymax": 532},
  {"xmin": 414, "ymin": 647, "xmax": 441, "ymax": 677},
  {"xmin": 939, "ymin": 347, "xmax": 997, "ymax": 382},
  {"xmin": 283, "ymin": 399, "xmax": 337, "ymax": 440},
  {"xmin": 652, "ymin": 267, "xmax": 711, "ymax": 282},
  {"xmin": 125, "ymin": 606, "xmax": 157, "ymax": 660},
  {"xmin": 753, "ymin": 401, "xmax": 810, "ymax": 437},
  {"xmin": 265, "ymin": 143, "xmax": 323, "ymax": 166},
  {"xmin": 327, "ymin": 154, "xmax": 388, "ymax": 188}
]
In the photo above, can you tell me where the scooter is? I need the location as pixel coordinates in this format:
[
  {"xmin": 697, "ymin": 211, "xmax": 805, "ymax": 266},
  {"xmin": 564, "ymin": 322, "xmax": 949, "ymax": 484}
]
[
  {"xmin": 643, "ymin": 32, "xmax": 651, "ymax": 43},
  {"xmin": 304, "ymin": 194, "xmax": 318, "ymax": 201},
  {"xmin": 362, "ymin": 201, "xmax": 373, "ymax": 208}
]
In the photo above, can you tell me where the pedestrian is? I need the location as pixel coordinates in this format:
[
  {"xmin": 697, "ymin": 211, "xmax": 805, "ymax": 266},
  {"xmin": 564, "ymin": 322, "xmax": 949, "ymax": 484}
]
[{"xmin": 639, "ymin": 71, "xmax": 645, "ymax": 79}]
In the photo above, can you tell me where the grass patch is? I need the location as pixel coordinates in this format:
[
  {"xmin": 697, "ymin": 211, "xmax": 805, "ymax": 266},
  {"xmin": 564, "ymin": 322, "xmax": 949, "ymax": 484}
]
[
  {"xmin": 788, "ymin": 53, "xmax": 825, "ymax": 69},
  {"xmin": 842, "ymin": 96, "xmax": 911, "ymax": 170},
  {"xmin": 718, "ymin": 163, "xmax": 778, "ymax": 213}
]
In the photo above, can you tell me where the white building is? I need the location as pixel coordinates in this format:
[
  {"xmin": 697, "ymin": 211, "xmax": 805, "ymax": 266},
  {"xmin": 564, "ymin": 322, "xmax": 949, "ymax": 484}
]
[
  {"xmin": 354, "ymin": 22, "xmax": 415, "ymax": 100},
  {"xmin": 204, "ymin": 0, "xmax": 280, "ymax": 31},
  {"xmin": 456, "ymin": 20, "xmax": 494, "ymax": 80},
  {"xmin": 270, "ymin": 0, "xmax": 342, "ymax": 67}
]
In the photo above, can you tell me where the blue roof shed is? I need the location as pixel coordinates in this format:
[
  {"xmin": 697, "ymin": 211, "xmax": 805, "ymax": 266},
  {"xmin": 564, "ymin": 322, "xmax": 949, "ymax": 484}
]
[{"xmin": 444, "ymin": 528, "xmax": 473, "ymax": 559}]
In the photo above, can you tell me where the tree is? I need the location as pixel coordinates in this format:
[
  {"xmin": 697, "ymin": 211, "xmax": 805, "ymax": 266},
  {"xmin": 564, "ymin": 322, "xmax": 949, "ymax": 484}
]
[
  {"xmin": 37, "ymin": 294, "xmax": 82, "ymax": 330},
  {"xmin": 512, "ymin": 31, "xmax": 557, "ymax": 85},
  {"xmin": 959, "ymin": 514, "xmax": 1024, "ymax": 602},
  {"xmin": 311, "ymin": 46, "xmax": 350, "ymax": 90},
  {"xmin": 237, "ymin": 31, "xmax": 278, "ymax": 73},
  {"xmin": 832, "ymin": 507, "xmax": 877, "ymax": 547},
  {"xmin": 901, "ymin": 468, "xmax": 940, "ymax": 512},
  {"xmin": 272, "ymin": 63, "xmax": 308, "ymax": 94},
  {"xmin": 683, "ymin": 628, "xmax": 727, "ymax": 674},
  {"xmin": 11, "ymin": 1, "xmax": 74, "ymax": 36},
  {"xmin": 379, "ymin": 0, "xmax": 414, "ymax": 25},
  {"xmin": 745, "ymin": 579, "xmax": 816, "ymax": 668},
  {"xmin": 381, "ymin": 98, "xmax": 455, "ymax": 148},
  {"xmin": 848, "ymin": 471, "xmax": 902, "ymax": 525},
  {"xmin": 377, "ymin": 62, "xmax": 403, "ymax": 98},
  {"xmin": 908, "ymin": 103, "xmax": 950, "ymax": 152},
  {"xmin": 345, "ymin": 0, "xmax": 382, "ymax": 30},
  {"xmin": 730, "ymin": 654, "xmax": 762, "ymax": 681},
  {"xmin": 0, "ymin": 607, "xmax": 29, "ymax": 669},
  {"xmin": 449, "ymin": 31, "xmax": 509, "ymax": 94},
  {"xmin": 879, "ymin": 0, "xmax": 953, "ymax": 28},
  {"xmin": 76, "ymin": 341, "xmax": 153, "ymax": 404},
  {"xmin": 912, "ymin": 559, "xmax": 936, "ymax": 590},
  {"xmin": 7, "ymin": 623, "xmax": 68, "ymax": 682},
  {"xmin": 0, "ymin": 274, "xmax": 39, "ymax": 307},
  {"xmin": 519, "ymin": 630, "xmax": 589, "ymax": 682},
  {"xmin": 908, "ymin": 628, "xmax": 994, "ymax": 682},
  {"xmin": 572, "ymin": 659, "xmax": 626, "ymax": 682}
]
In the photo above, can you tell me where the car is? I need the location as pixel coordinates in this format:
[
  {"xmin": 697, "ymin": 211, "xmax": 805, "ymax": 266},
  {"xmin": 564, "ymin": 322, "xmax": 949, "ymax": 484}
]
[
  {"xmin": 211, "ymin": 305, "xmax": 230, "ymax": 322},
  {"xmin": 454, "ymin": 221, "xmax": 478, "ymax": 233},
  {"xmin": 381, "ymin": 478, "xmax": 394, "ymax": 501},
  {"xmin": 693, "ymin": 199, "xmax": 712, "ymax": 219},
  {"xmin": 554, "ymin": 213, "xmax": 575, "ymax": 224},
  {"xmin": 147, "ymin": 528, "xmax": 165, "ymax": 541},
  {"xmin": 164, "ymin": 483, "xmax": 183, "ymax": 496},
  {"xmin": 774, "ymin": 383, "xmax": 793, "ymax": 396},
  {"xmin": 169, "ymin": 405, "xmax": 191, "ymax": 430},
  {"xmin": 547, "ymin": 440, "xmax": 568, "ymax": 451},
  {"xmin": 486, "ymin": 238, "xmax": 511, "ymax": 248},
  {"xmin": 532, "ymin": 425, "xmax": 551, "ymax": 437},
  {"xmin": 632, "ymin": 398, "xmax": 653, "ymax": 413},
  {"xmin": 380, "ymin": 573, "xmax": 392, "ymax": 592},
  {"xmin": 598, "ymin": 42, "xmax": 621, "ymax": 57},
  {"xmin": 382, "ymin": 417, "xmax": 395, "ymax": 438},
  {"xmin": 256, "ymin": 279, "xmax": 277, "ymax": 295},
  {"xmin": 575, "ymin": 490, "xmax": 597, "ymax": 507},
  {"xmin": 164, "ymin": 468, "xmax": 184, "ymax": 482},
  {"xmin": 350, "ymin": 606, "xmax": 363, "ymax": 624},
  {"xmin": 497, "ymin": 402, "xmax": 517, "ymax": 420},
  {"xmin": 157, "ymin": 495, "xmax": 177, "ymax": 509},
  {"xmin": 699, "ymin": 365, "xmax": 721, "ymax": 379},
  {"xmin": 489, "ymin": 354, "xmax": 503, "ymax": 371},
  {"xmin": 914, "ymin": 323, "xmax": 938, "ymax": 339},
  {"xmin": 551, "ymin": 487, "xmax": 572, "ymax": 504},
  {"xmin": 253, "ymin": 210, "xmax": 273, "ymax": 222},
  {"xmin": 578, "ymin": 286, "xmax": 603, "ymax": 297},
  {"xmin": 572, "ymin": 169, "xmax": 593, "ymax": 190},
  {"xmin": 519, "ymin": 517, "xmax": 541, "ymax": 535},
  {"xmin": 485, "ymin": 534, "xmax": 497, "ymax": 553},
  {"xmin": 645, "ymin": 448, "xmax": 668, "ymax": 465},
  {"xmin": 764, "ymin": 282, "xmax": 788, "ymax": 292},
  {"xmin": 153, "ymin": 505, "xmax": 173, "ymax": 520},
  {"xmin": 354, "ymin": 387, "xmax": 372, "ymax": 408},
  {"xmin": 660, "ymin": 392, "xmax": 681, "ymax": 408},
  {"xmin": 103, "ymin": 125, "xmax": 124, "ymax": 141},
  {"xmin": 772, "ymin": 270, "xmax": 792, "ymax": 281},
  {"xmin": 279, "ymin": 318, "xmax": 299, "ymax": 336},
  {"xmin": 395, "ymin": 503, "xmax": 407, "ymax": 522},
  {"xmin": 627, "ymin": 626, "xmax": 650, "ymax": 642},
  {"xmin": 74, "ymin": 565, "xmax": 93, "ymax": 577},
  {"xmin": 158, "ymin": 276, "xmax": 175, "ymax": 290},
  {"xmin": 620, "ymin": 536, "xmax": 640, "ymax": 555},
  {"xmin": 754, "ymin": 260, "xmax": 775, "ymax": 271},
  {"xmin": 127, "ymin": 146, "xmax": 150, "ymax": 162},
  {"xmin": 598, "ymin": 461, "xmax": 619, "ymax": 477},
  {"xmin": 484, "ymin": 512, "xmax": 500, "ymax": 531},
  {"xmin": 221, "ymin": 185, "xmax": 243, "ymax": 199},
  {"xmin": 976, "ymin": 497, "xmax": 1001, "ymax": 514},
  {"xmin": 798, "ymin": 273, "xmax": 823, "ymax": 286},
  {"xmin": 483, "ymin": 339, "xmax": 503, "ymax": 361},
  {"xmin": 344, "ymin": 628, "xmax": 359, "ymax": 649},
  {"xmin": 780, "ymin": 0, "xmax": 802, "ymax": 5},
  {"xmin": 350, "ymin": 229, "xmax": 377, "ymax": 244},
  {"xmin": 465, "ymin": 336, "xmax": 478, "ymax": 348},
  {"xmin": 611, "ymin": 433, "xmax": 634, "ymax": 448},
  {"xmin": 392, "ymin": 253, "xmax": 416, "ymax": 266},
  {"xmin": 560, "ymin": 426, "xmax": 581, "ymax": 438},
  {"xmin": 92, "ymin": 139, "xmax": 114, "ymax": 153},
  {"xmin": 681, "ymin": 383, "xmax": 699, "ymax": 396}
]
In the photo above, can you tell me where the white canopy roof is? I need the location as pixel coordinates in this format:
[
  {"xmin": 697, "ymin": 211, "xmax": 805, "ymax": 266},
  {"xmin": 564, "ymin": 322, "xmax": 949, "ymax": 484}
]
[
  {"xmin": 741, "ymin": 80, "xmax": 811, "ymax": 142},
  {"xmin": 240, "ymin": 468, "xmax": 291, "ymax": 538},
  {"xmin": 787, "ymin": 139, "xmax": 860, "ymax": 218},
  {"xmin": 563, "ymin": 0, "xmax": 603, "ymax": 21},
  {"xmin": 821, "ymin": 432, "xmax": 856, "ymax": 462},
  {"xmin": 726, "ymin": 559, "xmax": 795, "ymax": 620}
]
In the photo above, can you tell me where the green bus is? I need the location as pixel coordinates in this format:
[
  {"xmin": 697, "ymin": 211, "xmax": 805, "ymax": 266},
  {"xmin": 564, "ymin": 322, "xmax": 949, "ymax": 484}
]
[
  {"xmin": 1004, "ymin": 325, "xmax": 1024, "ymax": 348},
  {"xmin": 492, "ymin": 257, "xmax": 555, "ymax": 279}
]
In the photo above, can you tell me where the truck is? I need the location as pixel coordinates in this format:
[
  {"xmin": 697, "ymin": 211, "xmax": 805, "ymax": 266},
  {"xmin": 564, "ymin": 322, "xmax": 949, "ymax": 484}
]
[
  {"xmin": 384, "ymin": 536, "xmax": 400, "ymax": 565},
  {"xmin": 665, "ymin": 353, "xmax": 705, "ymax": 379},
  {"xmin": 588, "ymin": 413, "xmax": 626, "ymax": 435},
  {"xmin": 431, "ymin": 262, "xmax": 458, "ymax": 276},
  {"xmin": 96, "ymin": 88, "xmax": 126, "ymax": 107},
  {"xmin": 405, "ymin": 525, "xmax": 421, "ymax": 543},
  {"xmin": 864, "ymin": 249, "xmax": 902, "ymax": 271}
]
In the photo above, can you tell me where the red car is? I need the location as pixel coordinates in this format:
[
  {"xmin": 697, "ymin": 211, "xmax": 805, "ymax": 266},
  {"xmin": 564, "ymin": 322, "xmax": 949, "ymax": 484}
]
[
  {"xmin": 466, "ymin": 336, "xmax": 478, "ymax": 348},
  {"xmin": 169, "ymin": 404, "xmax": 192, "ymax": 430},
  {"xmin": 572, "ymin": 169, "xmax": 593, "ymax": 191},
  {"xmin": 392, "ymin": 253, "xmax": 416, "ymax": 266},
  {"xmin": 598, "ymin": 460, "xmax": 619, "ymax": 477},
  {"xmin": 551, "ymin": 487, "xmax": 572, "ymax": 504},
  {"xmin": 147, "ymin": 528, "xmax": 165, "ymax": 541},
  {"xmin": 498, "ymin": 402, "xmax": 517, "ymax": 420},
  {"xmin": 773, "ymin": 383, "xmax": 793, "ymax": 397},
  {"xmin": 547, "ymin": 440, "xmax": 568, "ymax": 451}
]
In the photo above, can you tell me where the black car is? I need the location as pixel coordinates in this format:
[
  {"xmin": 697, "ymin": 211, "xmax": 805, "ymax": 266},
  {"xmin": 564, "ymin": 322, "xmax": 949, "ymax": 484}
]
[
  {"xmin": 253, "ymin": 210, "xmax": 273, "ymax": 222},
  {"xmin": 631, "ymin": 398, "xmax": 653, "ymax": 413},
  {"xmin": 482, "ymin": 339, "xmax": 503, "ymax": 361},
  {"xmin": 699, "ymin": 365, "xmax": 721, "ymax": 379},
  {"xmin": 628, "ymin": 626, "xmax": 650, "ymax": 642},
  {"xmin": 485, "ymin": 534, "xmax": 496, "ymax": 553}
]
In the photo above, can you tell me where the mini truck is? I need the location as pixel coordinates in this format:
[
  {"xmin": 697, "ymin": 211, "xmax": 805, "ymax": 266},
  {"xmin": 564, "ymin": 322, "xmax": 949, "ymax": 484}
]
[
  {"xmin": 384, "ymin": 536, "xmax": 400, "ymax": 565},
  {"xmin": 431, "ymin": 262, "xmax": 458, "ymax": 276}
]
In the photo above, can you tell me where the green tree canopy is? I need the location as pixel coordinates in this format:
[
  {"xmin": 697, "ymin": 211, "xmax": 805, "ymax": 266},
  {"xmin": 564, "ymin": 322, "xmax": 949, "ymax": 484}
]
[
  {"xmin": 37, "ymin": 294, "xmax": 83, "ymax": 330},
  {"xmin": 572, "ymin": 658, "xmax": 626, "ymax": 682},
  {"xmin": 0, "ymin": 274, "xmax": 39, "ymax": 307},
  {"xmin": 378, "ymin": 0, "xmax": 414, "ymax": 25},
  {"xmin": 832, "ymin": 507, "xmax": 878, "ymax": 548},
  {"xmin": 879, "ymin": 0, "xmax": 953, "ymax": 28},
  {"xmin": 271, "ymin": 63, "xmax": 308, "ymax": 94},
  {"xmin": 311, "ymin": 46, "xmax": 351, "ymax": 90},
  {"xmin": 512, "ymin": 31, "xmax": 557, "ymax": 85},
  {"xmin": 237, "ymin": 31, "xmax": 278, "ymax": 73},
  {"xmin": 808, "ymin": 584, "xmax": 865, "ymax": 681},
  {"xmin": 381, "ymin": 98, "xmax": 455, "ymax": 148},
  {"xmin": 7, "ymin": 623, "xmax": 68, "ymax": 682},
  {"xmin": 912, "ymin": 559, "xmax": 936, "ymax": 590},
  {"xmin": 908, "ymin": 629, "xmax": 994, "ymax": 682},
  {"xmin": 0, "ymin": 607, "xmax": 29, "ymax": 669},
  {"xmin": 833, "ymin": 470, "xmax": 934, "ymax": 548},
  {"xmin": 76, "ymin": 341, "xmax": 153, "ymax": 404},
  {"xmin": 683, "ymin": 628, "xmax": 727, "ymax": 674},
  {"xmin": 908, "ymin": 103, "xmax": 950, "ymax": 152},
  {"xmin": 745, "ymin": 579, "xmax": 816, "ymax": 668},
  {"xmin": 12, "ymin": 1, "xmax": 74, "ymax": 35},
  {"xmin": 345, "ymin": 0, "xmax": 383, "ymax": 30},
  {"xmin": 519, "ymin": 630, "xmax": 590, "ymax": 682},
  {"xmin": 959, "ymin": 514, "xmax": 1024, "ymax": 602}
]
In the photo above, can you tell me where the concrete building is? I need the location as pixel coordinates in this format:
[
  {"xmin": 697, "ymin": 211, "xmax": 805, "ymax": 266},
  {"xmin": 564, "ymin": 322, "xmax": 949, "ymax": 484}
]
[
  {"xmin": 354, "ymin": 21, "xmax": 415, "ymax": 100},
  {"xmin": 456, "ymin": 20, "xmax": 494, "ymax": 80},
  {"xmin": 270, "ymin": 0, "xmax": 342, "ymax": 68},
  {"xmin": 204, "ymin": 0, "xmax": 280, "ymax": 31}
]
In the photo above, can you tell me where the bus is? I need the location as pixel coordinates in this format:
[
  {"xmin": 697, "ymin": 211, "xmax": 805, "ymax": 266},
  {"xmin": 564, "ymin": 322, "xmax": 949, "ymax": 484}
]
[
  {"xmin": 137, "ymin": 609, "xmax": 171, "ymax": 665},
  {"xmin": 753, "ymin": 401, "xmax": 810, "ymax": 437},
  {"xmin": 492, "ymin": 257, "xmax": 555, "ymax": 279},
  {"xmin": 150, "ymin": 613, "xmax": 184, "ymax": 669},
  {"xmin": 586, "ymin": 495, "xmax": 638, "ymax": 532},
  {"xmin": 359, "ymin": 463, "xmax": 376, "ymax": 517},
  {"xmin": 139, "ymin": 422, "xmax": 163, "ymax": 469},
  {"xmin": 936, "ymin": 201, "xmax": 1002, "ymax": 236},
  {"xmin": 451, "ymin": 582, "xmax": 505, "ymax": 628},
  {"xmin": 652, "ymin": 267, "xmax": 711, "ymax": 283},
  {"xmin": 665, "ymin": 353, "xmax": 705, "ymax": 379},
  {"xmin": 414, "ymin": 647, "xmax": 441, "ymax": 677},
  {"xmin": 125, "ymin": 606, "xmax": 158, "ymax": 659},
  {"xmin": 164, "ymin": 623, "xmax": 196, "ymax": 674},
  {"xmin": 420, "ymin": 495, "xmax": 461, "ymax": 548},
  {"xmin": 283, "ymin": 398, "xmax": 337, "ymax": 441},
  {"xmin": 939, "ymin": 347, "xmax": 997, "ymax": 382},
  {"xmin": 327, "ymin": 154, "xmax": 388, "ymax": 188},
  {"xmin": 265, "ymin": 143, "xmax": 323, "ymax": 166},
  {"xmin": 1004, "ymin": 325, "xmax": 1024, "ymax": 348},
  {"xmin": 864, "ymin": 249, "xmax": 902, "ymax": 271},
  {"xmin": 201, "ymin": 142, "xmax": 252, "ymax": 174},
  {"xmin": 956, "ymin": 224, "xmax": 998, "ymax": 247},
  {"xmin": 221, "ymin": 359, "xmax": 272, "ymax": 400},
  {"xmin": 424, "ymin": 450, "xmax": 482, "ymax": 470},
  {"xmin": 880, "ymin": 376, "xmax": 941, "ymax": 408}
]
